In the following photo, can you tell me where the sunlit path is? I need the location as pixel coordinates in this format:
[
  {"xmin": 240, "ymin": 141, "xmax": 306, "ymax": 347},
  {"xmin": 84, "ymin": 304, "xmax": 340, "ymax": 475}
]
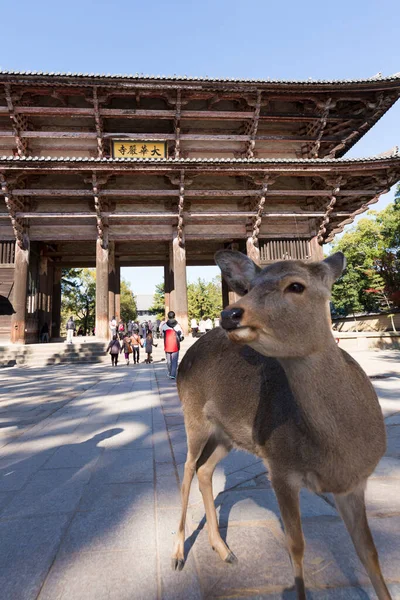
[{"xmin": 0, "ymin": 350, "xmax": 399, "ymax": 599}]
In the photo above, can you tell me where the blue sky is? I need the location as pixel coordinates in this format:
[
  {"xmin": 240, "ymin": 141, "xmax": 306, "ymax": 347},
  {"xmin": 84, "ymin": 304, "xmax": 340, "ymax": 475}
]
[{"xmin": 2, "ymin": 0, "xmax": 399, "ymax": 294}]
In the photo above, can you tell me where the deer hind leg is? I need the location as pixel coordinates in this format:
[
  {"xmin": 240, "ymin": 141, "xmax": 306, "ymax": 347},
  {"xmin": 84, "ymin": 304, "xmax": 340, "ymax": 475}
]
[
  {"xmin": 272, "ymin": 478, "xmax": 306, "ymax": 600},
  {"xmin": 171, "ymin": 430, "xmax": 210, "ymax": 571},
  {"xmin": 334, "ymin": 483, "xmax": 391, "ymax": 600},
  {"xmin": 196, "ymin": 436, "xmax": 236, "ymax": 564}
]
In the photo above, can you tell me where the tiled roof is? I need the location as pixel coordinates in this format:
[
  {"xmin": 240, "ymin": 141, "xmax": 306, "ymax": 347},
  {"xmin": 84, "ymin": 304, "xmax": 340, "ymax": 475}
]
[
  {"xmin": 0, "ymin": 150, "xmax": 398, "ymax": 164},
  {"xmin": 0, "ymin": 70, "xmax": 399, "ymax": 86}
]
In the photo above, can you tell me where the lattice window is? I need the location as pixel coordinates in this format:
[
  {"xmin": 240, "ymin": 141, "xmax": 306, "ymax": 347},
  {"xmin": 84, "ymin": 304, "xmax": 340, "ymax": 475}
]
[
  {"xmin": 260, "ymin": 239, "xmax": 311, "ymax": 262},
  {"xmin": 0, "ymin": 242, "xmax": 15, "ymax": 264}
]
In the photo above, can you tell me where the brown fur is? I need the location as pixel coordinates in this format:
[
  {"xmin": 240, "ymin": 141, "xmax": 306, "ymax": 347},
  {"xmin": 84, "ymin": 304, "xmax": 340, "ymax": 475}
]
[{"xmin": 171, "ymin": 252, "xmax": 391, "ymax": 600}]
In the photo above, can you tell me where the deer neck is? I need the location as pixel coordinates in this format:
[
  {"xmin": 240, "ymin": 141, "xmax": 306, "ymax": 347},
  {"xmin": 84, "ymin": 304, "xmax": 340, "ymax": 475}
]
[{"xmin": 278, "ymin": 339, "xmax": 346, "ymax": 434}]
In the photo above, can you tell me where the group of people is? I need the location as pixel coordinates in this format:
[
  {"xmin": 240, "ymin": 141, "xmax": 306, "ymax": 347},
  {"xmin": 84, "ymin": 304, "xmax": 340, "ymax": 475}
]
[
  {"xmin": 190, "ymin": 316, "xmax": 220, "ymax": 338},
  {"xmin": 106, "ymin": 311, "xmax": 184, "ymax": 379}
]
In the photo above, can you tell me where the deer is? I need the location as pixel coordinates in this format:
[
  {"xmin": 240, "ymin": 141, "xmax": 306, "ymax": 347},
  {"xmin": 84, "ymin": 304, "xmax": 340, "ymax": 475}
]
[{"xmin": 171, "ymin": 250, "xmax": 391, "ymax": 600}]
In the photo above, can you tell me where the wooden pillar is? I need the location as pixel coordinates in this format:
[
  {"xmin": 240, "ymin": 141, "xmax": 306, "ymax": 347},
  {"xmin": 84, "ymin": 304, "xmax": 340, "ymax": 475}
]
[
  {"xmin": 246, "ymin": 236, "xmax": 260, "ymax": 266},
  {"xmin": 108, "ymin": 241, "xmax": 116, "ymax": 321},
  {"xmin": 310, "ymin": 235, "xmax": 324, "ymax": 261},
  {"xmin": 170, "ymin": 234, "xmax": 188, "ymax": 335},
  {"xmin": 11, "ymin": 240, "xmax": 29, "ymax": 343},
  {"xmin": 221, "ymin": 277, "xmax": 240, "ymax": 308},
  {"xmin": 38, "ymin": 254, "xmax": 49, "ymax": 336},
  {"xmin": 95, "ymin": 238, "xmax": 109, "ymax": 339},
  {"xmin": 52, "ymin": 265, "xmax": 62, "ymax": 339},
  {"xmin": 164, "ymin": 263, "xmax": 171, "ymax": 318},
  {"xmin": 115, "ymin": 263, "xmax": 121, "ymax": 321}
]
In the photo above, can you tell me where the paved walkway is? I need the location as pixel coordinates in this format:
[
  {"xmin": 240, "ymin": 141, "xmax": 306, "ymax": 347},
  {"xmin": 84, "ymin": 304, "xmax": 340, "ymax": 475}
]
[{"xmin": 0, "ymin": 347, "xmax": 399, "ymax": 599}]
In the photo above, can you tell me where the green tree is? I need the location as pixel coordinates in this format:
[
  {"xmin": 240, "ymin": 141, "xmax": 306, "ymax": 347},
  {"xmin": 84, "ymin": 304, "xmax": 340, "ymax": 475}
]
[
  {"xmin": 149, "ymin": 282, "xmax": 165, "ymax": 320},
  {"xmin": 330, "ymin": 198, "xmax": 400, "ymax": 315},
  {"xmin": 120, "ymin": 279, "xmax": 137, "ymax": 323},
  {"xmin": 61, "ymin": 268, "xmax": 96, "ymax": 334},
  {"xmin": 187, "ymin": 276, "xmax": 222, "ymax": 321}
]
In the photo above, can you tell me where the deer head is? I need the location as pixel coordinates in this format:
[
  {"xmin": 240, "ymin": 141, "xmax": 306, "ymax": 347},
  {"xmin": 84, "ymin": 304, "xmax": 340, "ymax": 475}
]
[{"xmin": 215, "ymin": 250, "xmax": 346, "ymax": 358}]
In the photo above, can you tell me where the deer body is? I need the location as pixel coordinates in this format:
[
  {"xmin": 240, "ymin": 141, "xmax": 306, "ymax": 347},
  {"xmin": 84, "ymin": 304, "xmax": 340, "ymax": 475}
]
[
  {"xmin": 179, "ymin": 329, "xmax": 385, "ymax": 495},
  {"xmin": 172, "ymin": 251, "xmax": 391, "ymax": 600}
]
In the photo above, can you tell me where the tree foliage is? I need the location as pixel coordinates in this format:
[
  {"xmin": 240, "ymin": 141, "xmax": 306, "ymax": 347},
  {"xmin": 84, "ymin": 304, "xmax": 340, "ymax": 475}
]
[
  {"xmin": 149, "ymin": 282, "xmax": 165, "ymax": 320},
  {"xmin": 61, "ymin": 269, "xmax": 137, "ymax": 333},
  {"xmin": 330, "ymin": 197, "xmax": 400, "ymax": 315},
  {"xmin": 187, "ymin": 277, "xmax": 222, "ymax": 321},
  {"xmin": 61, "ymin": 268, "xmax": 96, "ymax": 334},
  {"xmin": 120, "ymin": 279, "xmax": 137, "ymax": 323},
  {"xmin": 149, "ymin": 276, "xmax": 223, "ymax": 322}
]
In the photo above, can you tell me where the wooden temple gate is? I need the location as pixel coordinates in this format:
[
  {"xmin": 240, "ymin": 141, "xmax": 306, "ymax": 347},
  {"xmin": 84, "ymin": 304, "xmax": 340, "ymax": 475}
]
[{"xmin": 0, "ymin": 71, "xmax": 399, "ymax": 342}]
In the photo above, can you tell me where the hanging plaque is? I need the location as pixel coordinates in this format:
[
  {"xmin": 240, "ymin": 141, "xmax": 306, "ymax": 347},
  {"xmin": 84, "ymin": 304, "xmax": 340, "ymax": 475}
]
[{"xmin": 111, "ymin": 140, "xmax": 167, "ymax": 159}]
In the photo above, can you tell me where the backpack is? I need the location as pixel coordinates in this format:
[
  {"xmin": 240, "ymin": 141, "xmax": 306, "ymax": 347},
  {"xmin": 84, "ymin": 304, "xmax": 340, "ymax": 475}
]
[
  {"xmin": 118, "ymin": 323, "xmax": 124, "ymax": 332},
  {"xmin": 164, "ymin": 328, "xmax": 179, "ymax": 353},
  {"xmin": 110, "ymin": 341, "xmax": 119, "ymax": 355}
]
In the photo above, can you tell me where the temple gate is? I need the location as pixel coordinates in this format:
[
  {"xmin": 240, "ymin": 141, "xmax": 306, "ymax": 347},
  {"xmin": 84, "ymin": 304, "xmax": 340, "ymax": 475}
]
[{"xmin": 0, "ymin": 71, "xmax": 399, "ymax": 341}]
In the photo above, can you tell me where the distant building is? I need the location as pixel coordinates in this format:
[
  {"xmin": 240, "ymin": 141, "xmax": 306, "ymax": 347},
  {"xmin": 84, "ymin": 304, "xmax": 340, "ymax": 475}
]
[{"xmin": 135, "ymin": 295, "xmax": 155, "ymax": 322}]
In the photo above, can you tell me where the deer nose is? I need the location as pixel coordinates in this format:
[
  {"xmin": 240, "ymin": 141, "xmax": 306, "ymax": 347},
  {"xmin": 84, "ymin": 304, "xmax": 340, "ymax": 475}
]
[{"xmin": 220, "ymin": 307, "xmax": 244, "ymax": 330}]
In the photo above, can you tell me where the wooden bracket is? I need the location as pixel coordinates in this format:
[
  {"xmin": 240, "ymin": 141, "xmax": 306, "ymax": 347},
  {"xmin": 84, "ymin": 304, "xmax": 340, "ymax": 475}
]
[
  {"xmin": 317, "ymin": 177, "xmax": 342, "ymax": 243},
  {"xmin": 176, "ymin": 170, "xmax": 185, "ymax": 248},
  {"xmin": 244, "ymin": 91, "xmax": 262, "ymax": 158},
  {"xmin": 0, "ymin": 174, "xmax": 27, "ymax": 248},
  {"xmin": 4, "ymin": 84, "xmax": 29, "ymax": 156},
  {"xmin": 92, "ymin": 173, "xmax": 108, "ymax": 248}
]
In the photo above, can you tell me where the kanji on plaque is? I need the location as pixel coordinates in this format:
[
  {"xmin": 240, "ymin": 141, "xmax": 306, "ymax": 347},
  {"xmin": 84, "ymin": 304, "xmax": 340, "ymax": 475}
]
[{"xmin": 112, "ymin": 140, "xmax": 167, "ymax": 159}]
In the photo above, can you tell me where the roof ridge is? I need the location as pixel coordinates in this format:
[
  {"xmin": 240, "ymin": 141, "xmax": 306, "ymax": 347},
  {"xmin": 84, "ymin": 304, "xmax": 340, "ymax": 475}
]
[
  {"xmin": 0, "ymin": 152, "xmax": 398, "ymax": 164},
  {"xmin": 0, "ymin": 70, "xmax": 400, "ymax": 85}
]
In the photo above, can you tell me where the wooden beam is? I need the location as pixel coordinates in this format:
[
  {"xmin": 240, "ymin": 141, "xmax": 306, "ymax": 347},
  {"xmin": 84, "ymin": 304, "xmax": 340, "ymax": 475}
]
[
  {"xmin": 303, "ymin": 98, "xmax": 333, "ymax": 158},
  {"xmin": 0, "ymin": 130, "xmax": 344, "ymax": 143},
  {"xmin": 0, "ymin": 174, "xmax": 26, "ymax": 248},
  {"xmin": 317, "ymin": 179, "xmax": 341, "ymax": 243},
  {"xmin": 5, "ymin": 188, "xmax": 383, "ymax": 198},
  {"xmin": 92, "ymin": 173, "xmax": 108, "ymax": 248},
  {"xmin": 328, "ymin": 92, "xmax": 399, "ymax": 157},
  {"xmin": 12, "ymin": 211, "xmax": 357, "ymax": 219},
  {"xmin": 0, "ymin": 105, "xmax": 366, "ymax": 123},
  {"xmin": 174, "ymin": 89, "xmax": 182, "ymax": 159},
  {"xmin": 245, "ymin": 91, "xmax": 262, "ymax": 158},
  {"xmin": 92, "ymin": 88, "xmax": 105, "ymax": 158},
  {"xmin": 4, "ymin": 84, "xmax": 27, "ymax": 156}
]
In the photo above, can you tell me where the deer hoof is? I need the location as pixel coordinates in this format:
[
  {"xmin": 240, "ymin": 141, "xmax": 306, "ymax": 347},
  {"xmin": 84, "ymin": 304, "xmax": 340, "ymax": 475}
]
[
  {"xmin": 225, "ymin": 551, "xmax": 238, "ymax": 565},
  {"xmin": 171, "ymin": 558, "xmax": 185, "ymax": 571}
]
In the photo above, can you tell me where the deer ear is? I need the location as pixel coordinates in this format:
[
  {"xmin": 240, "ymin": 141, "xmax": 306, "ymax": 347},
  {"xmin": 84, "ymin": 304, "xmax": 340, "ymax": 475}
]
[
  {"xmin": 321, "ymin": 252, "xmax": 347, "ymax": 285},
  {"xmin": 214, "ymin": 250, "xmax": 261, "ymax": 296}
]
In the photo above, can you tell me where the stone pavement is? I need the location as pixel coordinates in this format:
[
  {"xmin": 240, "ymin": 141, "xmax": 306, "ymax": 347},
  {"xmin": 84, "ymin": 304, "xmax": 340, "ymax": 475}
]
[{"xmin": 0, "ymin": 346, "xmax": 399, "ymax": 599}]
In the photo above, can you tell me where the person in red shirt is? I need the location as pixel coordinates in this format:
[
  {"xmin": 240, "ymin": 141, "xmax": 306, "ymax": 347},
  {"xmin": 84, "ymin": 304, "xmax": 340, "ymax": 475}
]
[{"xmin": 162, "ymin": 311, "xmax": 184, "ymax": 379}]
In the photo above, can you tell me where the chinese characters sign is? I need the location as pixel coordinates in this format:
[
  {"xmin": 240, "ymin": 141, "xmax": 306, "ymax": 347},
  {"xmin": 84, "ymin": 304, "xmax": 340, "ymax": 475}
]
[{"xmin": 112, "ymin": 140, "xmax": 167, "ymax": 159}]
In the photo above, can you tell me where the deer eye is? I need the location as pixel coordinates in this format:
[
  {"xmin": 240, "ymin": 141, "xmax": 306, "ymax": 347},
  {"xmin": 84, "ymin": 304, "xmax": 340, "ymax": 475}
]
[{"xmin": 285, "ymin": 282, "xmax": 305, "ymax": 294}]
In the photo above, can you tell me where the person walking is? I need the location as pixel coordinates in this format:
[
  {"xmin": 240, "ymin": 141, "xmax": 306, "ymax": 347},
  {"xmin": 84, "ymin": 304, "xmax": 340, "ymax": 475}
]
[
  {"xmin": 109, "ymin": 316, "xmax": 117, "ymax": 338},
  {"xmin": 140, "ymin": 321, "xmax": 147, "ymax": 339},
  {"xmin": 144, "ymin": 331, "xmax": 158, "ymax": 363},
  {"xmin": 66, "ymin": 316, "xmax": 75, "ymax": 344},
  {"xmin": 106, "ymin": 334, "xmax": 121, "ymax": 367},
  {"xmin": 162, "ymin": 310, "xmax": 183, "ymax": 380},
  {"xmin": 127, "ymin": 320, "xmax": 133, "ymax": 335},
  {"xmin": 190, "ymin": 317, "xmax": 198, "ymax": 338},
  {"xmin": 131, "ymin": 330, "xmax": 141, "ymax": 364},
  {"xmin": 121, "ymin": 333, "xmax": 133, "ymax": 365},
  {"xmin": 118, "ymin": 319, "xmax": 125, "ymax": 340},
  {"xmin": 205, "ymin": 316, "xmax": 213, "ymax": 333},
  {"xmin": 40, "ymin": 322, "xmax": 49, "ymax": 343}
]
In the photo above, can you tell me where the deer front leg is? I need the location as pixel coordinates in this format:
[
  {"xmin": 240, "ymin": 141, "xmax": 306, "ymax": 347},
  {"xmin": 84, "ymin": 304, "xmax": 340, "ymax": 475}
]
[
  {"xmin": 334, "ymin": 483, "xmax": 392, "ymax": 600},
  {"xmin": 172, "ymin": 430, "xmax": 211, "ymax": 571},
  {"xmin": 196, "ymin": 443, "xmax": 237, "ymax": 564},
  {"xmin": 272, "ymin": 478, "xmax": 306, "ymax": 600}
]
